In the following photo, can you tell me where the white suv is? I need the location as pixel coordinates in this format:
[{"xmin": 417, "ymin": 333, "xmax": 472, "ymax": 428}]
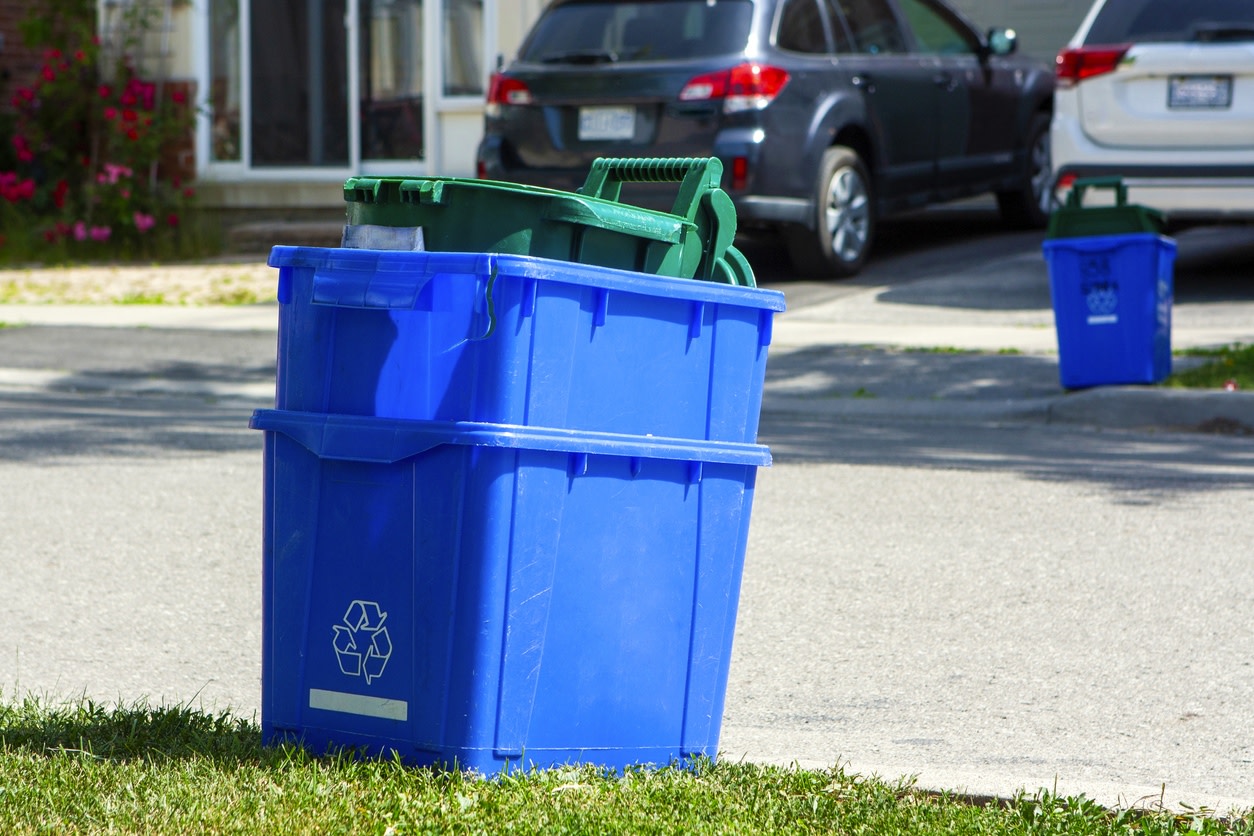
[{"xmin": 1051, "ymin": 0, "xmax": 1254, "ymax": 225}]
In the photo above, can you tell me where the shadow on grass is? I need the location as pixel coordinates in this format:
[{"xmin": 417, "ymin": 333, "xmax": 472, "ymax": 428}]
[{"xmin": 0, "ymin": 697, "xmax": 262, "ymax": 764}]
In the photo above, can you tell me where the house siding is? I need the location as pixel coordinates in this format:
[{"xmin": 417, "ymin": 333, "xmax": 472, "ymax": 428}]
[{"xmin": 0, "ymin": 0, "xmax": 44, "ymax": 116}]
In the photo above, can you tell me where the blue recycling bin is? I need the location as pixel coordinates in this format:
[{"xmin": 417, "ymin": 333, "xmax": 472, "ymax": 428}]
[
  {"xmin": 250, "ymin": 409, "xmax": 770, "ymax": 774},
  {"xmin": 268, "ymin": 246, "xmax": 783, "ymax": 442},
  {"xmin": 1042, "ymin": 232, "xmax": 1177, "ymax": 389},
  {"xmin": 251, "ymin": 246, "xmax": 785, "ymax": 774}
]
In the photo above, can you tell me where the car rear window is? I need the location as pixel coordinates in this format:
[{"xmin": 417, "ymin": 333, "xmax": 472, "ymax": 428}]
[
  {"xmin": 519, "ymin": 0, "xmax": 754, "ymax": 63},
  {"xmin": 1085, "ymin": 0, "xmax": 1254, "ymax": 45}
]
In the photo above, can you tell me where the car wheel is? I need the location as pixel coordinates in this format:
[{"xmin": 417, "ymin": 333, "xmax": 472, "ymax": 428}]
[
  {"xmin": 785, "ymin": 145, "xmax": 874, "ymax": 278},
  {"xmin": 996, "ymin": 112, "xmax": 1051, "ymax": 229}
]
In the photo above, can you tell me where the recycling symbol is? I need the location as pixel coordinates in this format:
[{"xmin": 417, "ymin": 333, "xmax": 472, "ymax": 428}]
[
  {"xmin": 332, "ymin": 600, "xmax": 393, "ymax": 685},
  {"xmin": 1085, "ymin": 282, "xmax": 1119, "ymax": 316}
]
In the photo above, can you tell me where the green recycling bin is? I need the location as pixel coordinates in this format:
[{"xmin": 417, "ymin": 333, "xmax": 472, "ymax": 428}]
[
  {"xmin": 1047, "ymin": 177, "xmax": 1165, "ymax": 239},
  {"xmin": 342, "ymin": 157, "xmax": 754, "ymax": 286}
]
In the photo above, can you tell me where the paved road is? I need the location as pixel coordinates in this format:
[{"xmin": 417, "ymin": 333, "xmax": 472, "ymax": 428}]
[{"xmin": 2, "ymin": 218, "xmax": 1253, "ymax": 814}]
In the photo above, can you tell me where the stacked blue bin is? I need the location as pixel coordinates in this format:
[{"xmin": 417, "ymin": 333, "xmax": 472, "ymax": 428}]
[
  {"xmin": 1042, "ymin": 178, "xmax": 1177, "ymax": 389},
  {"xmin": 250, "ymin": 244, "xmax": 785, "ymax": 775}
]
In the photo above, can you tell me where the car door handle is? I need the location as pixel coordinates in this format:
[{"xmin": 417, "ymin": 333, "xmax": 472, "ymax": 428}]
[{"xmin": 852, "ymin": 74, "xmax": 875, "ymax": 93}]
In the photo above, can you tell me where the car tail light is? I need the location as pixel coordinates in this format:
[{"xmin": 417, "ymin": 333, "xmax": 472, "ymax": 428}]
[
  {"xmin": 1053, "ymin": 172, "xmax": 1077, "ymax": 201},
  {"xmin": 731, "ymin": 156, "xmax": 749, "ymax": 190},
  {"xmin": 679, "ymin": 63, "xmax": 789, "ymax": 113},
  {"xmin": 486, "ymin": 73, "xmax": 533, "ymax": 117},
  {"xmin": 1055, "ymin": 45, "xmax": 1131, "ymax": 87}
]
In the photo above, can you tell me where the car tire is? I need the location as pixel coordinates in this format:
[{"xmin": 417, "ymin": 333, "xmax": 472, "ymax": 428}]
[
  {"xmin": 785, "ymin": 145, "xmax": 875, "ymax": 278},
  {"xmin": 996, "ymin": 112, "xmax": 1051, "ymax": 230}
]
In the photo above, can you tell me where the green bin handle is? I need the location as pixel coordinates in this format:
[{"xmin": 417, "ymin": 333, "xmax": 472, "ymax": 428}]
[
  {"xmin": 581, "ymin": 157, "xmax": 738, "ymax": 281},
  {"xmin": 580, "ymin": 157, "xmax": 722, "ymax": 221},
  {"xmin": 1066, "ymin": 177, "xmax": 1128, "ymax": 210}
]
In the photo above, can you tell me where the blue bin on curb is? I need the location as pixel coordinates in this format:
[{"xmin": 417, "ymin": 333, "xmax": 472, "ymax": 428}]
[
  {"xmin": 249, "ymin": 409, "xmax": 770, "ymax": 774},
  {"xmin": 1042, "ymin": 231, "xmax": 1177, "ymax": 389},
  {"xmin": 268, "ymin": 246, "xmax": 784, "ymax": 442}
]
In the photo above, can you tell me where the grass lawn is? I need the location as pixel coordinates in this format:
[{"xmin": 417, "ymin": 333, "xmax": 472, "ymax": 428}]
[
  {"xmin": 1168, "ymin": 344, "xmax": 1254, "ymax": 391},
  {"xmin": 1, "ymin": 698, "xmax": 1251, "ymax": 834}
]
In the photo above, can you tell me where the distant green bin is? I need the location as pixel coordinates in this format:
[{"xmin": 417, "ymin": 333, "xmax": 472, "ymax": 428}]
[
  {"xmin": 343, "ymin": 157, "xmax": 755, "ymax": 286},
  {"xmin": 1047, "ymin": 177, "xmax": 1165, "ymax": 239}
]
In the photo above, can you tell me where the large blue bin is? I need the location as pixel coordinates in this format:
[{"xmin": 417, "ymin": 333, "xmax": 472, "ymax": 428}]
[
  {"xmin": 249, "ymin": 408, "xmax": 769, "ymax": 774},
  {"xmin": 269, "ymin": 246, "xmax": 785, "ymax": 442},
  {"xmin": 1042, "ymin": 232, "xmax": 1177, "ymax": 389}
]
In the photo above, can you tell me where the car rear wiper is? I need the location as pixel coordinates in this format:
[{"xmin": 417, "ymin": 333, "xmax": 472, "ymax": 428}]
[
  {"xmin": 539, "ymin": 50, "xmax": 621, "ymax": 65},
  {"xmin": 1191, "ymin": 23, "xmax": 1254, "ymax": 43}
]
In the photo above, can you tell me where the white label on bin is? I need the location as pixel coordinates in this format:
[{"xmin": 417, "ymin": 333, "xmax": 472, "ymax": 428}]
[
  {"xmin": 309, "ymin": 689, "xmax": 409, "ymax": 721},
  {"xmin": 1084, "ymin": 281, "xmax": 1118, "ymax": 326}
]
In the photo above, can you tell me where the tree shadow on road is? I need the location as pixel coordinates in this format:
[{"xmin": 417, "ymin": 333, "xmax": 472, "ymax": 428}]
[
  {"xmin": 758, "ymin": 409, "xmax": 1254, "ymax": 501},
  {"xmin": 0, "ymin": 389, "xmax": 263, "ymax": 462}
]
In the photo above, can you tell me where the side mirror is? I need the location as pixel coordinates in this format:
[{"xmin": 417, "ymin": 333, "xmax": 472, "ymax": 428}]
[{"xmin": 986, "ymin": 27, "xmax": 1018, "ymax": 56}]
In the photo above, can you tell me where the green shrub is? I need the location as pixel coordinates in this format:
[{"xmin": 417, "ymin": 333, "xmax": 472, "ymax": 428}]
[{"xmin": 1, "ymin": 0, "xmax": 199, "ymax": 263}]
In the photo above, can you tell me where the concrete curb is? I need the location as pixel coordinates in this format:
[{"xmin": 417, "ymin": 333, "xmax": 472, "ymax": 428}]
[{"xmin": 762, "ymin": 387, "xmax": 1254, "ymax": 435}]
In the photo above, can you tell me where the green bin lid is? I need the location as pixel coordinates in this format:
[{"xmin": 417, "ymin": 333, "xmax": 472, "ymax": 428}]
[
  {"xmin": 342, "ymin": 157, "xmax": 747, "ymax": 285},
  {"xmin": 1047, "ymin": 177, "xmax": 1165, "ymax": 239}
]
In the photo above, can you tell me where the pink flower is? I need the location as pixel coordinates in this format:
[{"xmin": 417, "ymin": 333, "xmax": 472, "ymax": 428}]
[
  {"xmin": 133, "ymin": 212, "xmax": 156, "ymax": 233},
  {"xmin": 73, "ymin": 221, "xmax": 88, "ymax": 241},
  {"xmin": 13, "ymin": 135, "xmax": 34, "ymax": 164},
  {"xmin": 104, "ymin": 107, "xmax": 118, "ymax": 121},
  {"xmin": 98, "ymin": 163, "xmax": 133, "ymax": 184},
  {"xmin": 89, "ymin": 226, "xmax": 112, "ymax": 242},
  {"xmin": 167, "ymin": 213, "xmax": 180, "ymax": 227},
  {"xmin": 100, "ymin": 84, "xmax": 113, "ymax": 98},
  {"xmin": 41, "ymin": 66, "xmax": 56, "ymax": 82}
]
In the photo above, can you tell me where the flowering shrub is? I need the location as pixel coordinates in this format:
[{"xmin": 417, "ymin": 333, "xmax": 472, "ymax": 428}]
[{"xmin": 0, "ymin": 0, "xmax": 198, "ymax": 261}]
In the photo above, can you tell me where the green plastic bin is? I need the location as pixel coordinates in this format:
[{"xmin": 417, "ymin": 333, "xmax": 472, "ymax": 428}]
[
  {"xmin": 343, "ymin": 157, "xmax": 754, "ymax": 286},
  {"xmin": 1047, "ymin": 177, "xmax": 1165, "ymax": 239}
]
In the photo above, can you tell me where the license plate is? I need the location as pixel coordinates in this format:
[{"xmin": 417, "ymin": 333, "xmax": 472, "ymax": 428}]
[
  {"xmin": 1168, "ymin": 75, "xmax": 1232, "ymax": 108},
  {"xmin": 578, "ymin": 106, "xmax": 635, "ymax": 140}
]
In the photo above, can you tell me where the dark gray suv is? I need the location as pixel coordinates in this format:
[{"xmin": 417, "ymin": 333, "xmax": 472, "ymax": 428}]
[{"xmin": 476, "ymin": 0, "xmax": 1055, "ymax": 277}]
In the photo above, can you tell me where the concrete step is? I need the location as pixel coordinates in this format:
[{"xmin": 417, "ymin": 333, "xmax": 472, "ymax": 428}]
[{"xmin": 225, "ymin": 220, "xmax": 344, "ymax": 254}]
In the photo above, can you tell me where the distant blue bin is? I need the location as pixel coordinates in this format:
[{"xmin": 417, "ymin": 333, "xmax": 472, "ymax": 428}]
[
  {"xmin": 249, "ymin": 408, "xmax": 769, "ymax": 774},
  {"xmin": 1042, "ymin": 232, "xmax": 1177, "ymax": 389},
  {"xmin": 268, "ymin": 246, "xmax": 785, "ymax": 442}
]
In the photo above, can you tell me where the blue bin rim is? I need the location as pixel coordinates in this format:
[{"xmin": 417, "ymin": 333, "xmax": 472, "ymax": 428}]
[
  {"xmin": 1042, "ymin": 231, "xmax": 1177, "ymax": 255},
  {"xmin": 249, "ymin": 409, "xmax": 772, "ymax": 467},
  {"xmin": 267, "ymin": 245, "xmax": 786, "ymax": 312}
]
